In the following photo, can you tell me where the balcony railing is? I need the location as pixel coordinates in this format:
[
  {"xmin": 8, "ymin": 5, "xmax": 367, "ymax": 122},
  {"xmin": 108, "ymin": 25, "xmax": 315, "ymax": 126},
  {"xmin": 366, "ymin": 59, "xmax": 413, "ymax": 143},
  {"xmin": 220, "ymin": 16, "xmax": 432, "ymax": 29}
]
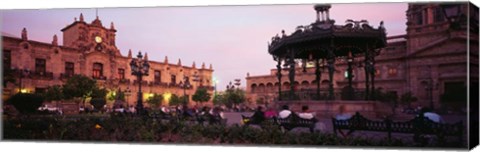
[
  {"xmin": 119, "ymin": 78, "xmax": 131, "ymax": 84},
  {"xmin": 60, "ymin": 73, "xmax": 74, "ymax": 80},
  {"xmin": 133, "ymin": 80, "xmax": 148, "ymax": 85},
  {"xmin": 92, "ymin": 75, "xmax": 107, "ymax": 80},
  {"xmin": 150, "ymin": 81, "xmax": 169, "ymax": 87},
  {"xmin": 32, "ymin": 71, "xmax": 54, "ymax": 80}
]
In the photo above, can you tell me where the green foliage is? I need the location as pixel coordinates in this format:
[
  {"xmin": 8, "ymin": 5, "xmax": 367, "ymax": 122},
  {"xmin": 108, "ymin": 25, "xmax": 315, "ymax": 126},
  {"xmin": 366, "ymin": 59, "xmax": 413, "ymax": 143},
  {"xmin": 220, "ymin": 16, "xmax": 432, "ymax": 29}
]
[
  {"xmin": 91, "ymin": 87, "xmax": 108, "ymax": 99},
  {"xmin": 43, "ymin": 85, "xmax": 64, "ymax": 101},
  {"xmin": 224, "ymin": 88, "xmax": 246, "ymax": 107},
  {"xmin": 62, "ymin": 75, "xmax": 97, "ymax": 101},
  {"xmin": 169, "ymin": 94, "xmax": 186, "ymax": 106},
  {"xmin": 192, "ymin": 87, "xmax": 211, "ymax": 105},
  {"xmin": 212, "ymin": 93, "xmax": 225, "ymax": 106},
  {"xmin": 90, "ymin": 98, "xmax": 106, "ymax": 110},
  {"xmin": 147, "ymin": 93, "xmax": 163, "ymax": 109},
  {"xmin": 6, "ymin": 93, "xmax": 44, "ymax": 114},
  {"xmin": 400, "ymin": 92, "xmax": 417, "ymax": 107}
]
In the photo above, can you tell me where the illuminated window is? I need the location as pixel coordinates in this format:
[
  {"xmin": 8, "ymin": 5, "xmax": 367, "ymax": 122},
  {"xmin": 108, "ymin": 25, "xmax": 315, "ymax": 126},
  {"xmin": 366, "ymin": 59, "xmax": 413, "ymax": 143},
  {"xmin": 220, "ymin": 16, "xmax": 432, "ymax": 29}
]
[
  {"xmin": 65, "ymin": 62, "xmax": 74, "ymax": 76},
  {"xmin": 388, "ymin": 68, "xmax": 398, "ymax": 76},
  {"xmin": 118, "ymin": 68, "xmax": 125, "ymax": 79},
  {"xmin": 35, "ymin": 58, "xmax": 46, "ymax": 74},
  {"xmin": 375, "ymin": 69, "xmax": 381, "ymax": 77},
  {"xmin": 92, "ymin": 63, "xmax": 103, "ymax": 78}
]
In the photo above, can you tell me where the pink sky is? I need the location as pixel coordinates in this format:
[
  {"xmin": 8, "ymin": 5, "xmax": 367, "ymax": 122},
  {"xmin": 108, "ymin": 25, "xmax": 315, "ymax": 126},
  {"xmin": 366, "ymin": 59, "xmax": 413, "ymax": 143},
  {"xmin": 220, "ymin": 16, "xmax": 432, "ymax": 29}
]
[{"xmin": 1, "ymin": 3, "xmax": 408, "ymax": 91}]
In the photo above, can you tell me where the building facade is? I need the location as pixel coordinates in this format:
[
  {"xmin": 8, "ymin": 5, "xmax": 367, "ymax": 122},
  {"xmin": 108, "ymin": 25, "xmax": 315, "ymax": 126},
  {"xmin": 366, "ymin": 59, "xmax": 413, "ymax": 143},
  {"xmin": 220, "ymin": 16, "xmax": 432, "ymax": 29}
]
[
  {"xmin": 246, "ymin": 3, "xmax": 479, "ymax": 109},
  {"xmin": 2, "ymin": 14, "xmax": 215, "ymax": 107}
]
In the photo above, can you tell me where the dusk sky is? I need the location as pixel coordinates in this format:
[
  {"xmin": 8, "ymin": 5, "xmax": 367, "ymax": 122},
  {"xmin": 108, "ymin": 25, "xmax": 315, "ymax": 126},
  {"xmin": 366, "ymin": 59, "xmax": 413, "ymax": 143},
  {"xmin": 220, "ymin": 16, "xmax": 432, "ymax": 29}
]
[{"xmin": 1, "ymin": 3, "xmax": 408, "ymax": 91}]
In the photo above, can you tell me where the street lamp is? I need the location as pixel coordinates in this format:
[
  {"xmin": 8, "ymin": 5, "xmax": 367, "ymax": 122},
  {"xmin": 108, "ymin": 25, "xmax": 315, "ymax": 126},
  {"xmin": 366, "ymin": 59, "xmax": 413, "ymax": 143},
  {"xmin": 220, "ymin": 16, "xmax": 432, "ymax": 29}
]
[
  {"xmin": 440, "ymin": 3, "xmax": 463, "ymax": 29},
  {"xmin": 226, "ymin": 81, "xmax": 235, "ymax": 90},
  {"xmin": 130, "ymin": 51, "xmax": 150, "ymax": 114},
  {"xmin": 212, "ymin": 77, "xmax": 219, "ymax": 96},
  {"xmin": 179, "ymin": 76, "xmax": 191, "ymax": 105}
]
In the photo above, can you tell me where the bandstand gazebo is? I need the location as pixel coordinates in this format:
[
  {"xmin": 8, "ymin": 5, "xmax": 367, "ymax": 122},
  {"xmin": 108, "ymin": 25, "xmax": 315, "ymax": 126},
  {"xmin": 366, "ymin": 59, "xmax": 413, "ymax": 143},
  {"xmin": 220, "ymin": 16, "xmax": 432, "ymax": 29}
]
[{"xmin": 268, "ymin": 4, "xmax": 387, "ymax": 101}]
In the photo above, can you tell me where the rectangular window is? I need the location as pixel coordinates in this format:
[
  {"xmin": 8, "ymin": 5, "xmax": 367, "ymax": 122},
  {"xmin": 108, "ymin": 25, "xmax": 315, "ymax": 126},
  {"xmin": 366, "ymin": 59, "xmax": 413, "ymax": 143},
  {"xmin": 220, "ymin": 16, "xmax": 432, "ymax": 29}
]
[
  {"xmin": 433, "ymin": 7, "xmax": 445, "ymax": 23},
  {"xmin": 3, "ymin": 50, "xmax": 11, "ymax": 72},
  {"xmin": 388, "ymin": 68, "xmax": 398, "ymax": 77},
  {"xmin": 65, "ymin": 62, "xmax": 74, "ymax": 76},
  {"xmin": 118, "ymin": 68, "xmax": 125, "ymax": 79},
  {"xmin": 154, "ymin": 70, "xmax": 161, "ymax": 83},
  {"xmin": 35, "ymin": 58, "xmax": 46, "ymax": 75},
  {"xmin": 171, "ymin": 74, "xmax": 176, "ymax": 84},
  {"xmin": 93, "ymin": 63, "xmax": 103, "ymax": 78}
]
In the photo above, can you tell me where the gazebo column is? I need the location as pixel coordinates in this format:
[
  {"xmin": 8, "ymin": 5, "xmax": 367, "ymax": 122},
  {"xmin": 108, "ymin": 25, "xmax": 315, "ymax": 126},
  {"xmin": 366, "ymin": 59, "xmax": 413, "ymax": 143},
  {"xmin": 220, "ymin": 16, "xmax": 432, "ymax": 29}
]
[
  {"xmin": 276, "ymin": 57, "xmax": 282, "ymax": 101},
  {"xmin": 364, "ymin": 51, "xmax": 370, "ymax": 101},
  {"xmin": 315, "ymin": 58, "xmax": 321, "ymax": 100},
  {"xmin": 327, "ymin": 49, "xmax": 335, "ymax": 100},
  {"xmin": 370, "ymin": 53, "xmax": 376, "ymax": 100},
  {"xmin": 347, "ymin": 51, "xmax": 354, "ymax": 100},
  {"xmin": 288, "ymin": 50, "xmax": 296, "ymax": 100}
]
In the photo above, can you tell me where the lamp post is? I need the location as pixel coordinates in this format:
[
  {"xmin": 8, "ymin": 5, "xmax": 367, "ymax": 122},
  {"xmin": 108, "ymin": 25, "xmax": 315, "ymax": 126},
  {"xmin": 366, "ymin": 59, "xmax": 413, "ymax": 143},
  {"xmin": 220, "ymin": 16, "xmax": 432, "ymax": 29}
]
[
  {"xmin": 440, "ymin": 3, "xmax": 464, "ymax": 30},
  {"xmin": 213, "ymin": 77, "xmax": 219, "ymax": 96},
  {"xmin": 130, "ymin": 51, "xmax": 150, "ymax": 114},
  {"xmin": 179, "ymin": 76, "xmax": 191, "ymax": 105}
]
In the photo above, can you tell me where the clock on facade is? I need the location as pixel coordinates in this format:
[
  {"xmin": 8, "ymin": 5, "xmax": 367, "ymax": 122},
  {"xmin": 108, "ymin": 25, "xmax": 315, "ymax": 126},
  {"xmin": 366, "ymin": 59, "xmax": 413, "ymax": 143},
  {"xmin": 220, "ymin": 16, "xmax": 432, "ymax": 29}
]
[{"xmin": 95, "ymin": 36, "xmax": 103, "ymax": 43}]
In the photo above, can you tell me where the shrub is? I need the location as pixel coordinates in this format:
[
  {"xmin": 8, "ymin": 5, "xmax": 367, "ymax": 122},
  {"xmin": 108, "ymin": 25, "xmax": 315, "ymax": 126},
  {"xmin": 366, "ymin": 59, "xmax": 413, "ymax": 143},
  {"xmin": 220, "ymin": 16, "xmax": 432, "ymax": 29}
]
[
  {"xmin": 6, "ymin": 93, "xmax": 44, "ymax": 114},
  {"xmin": 90, "ymin": 98, "xmax": 106, "ymax": 110}
]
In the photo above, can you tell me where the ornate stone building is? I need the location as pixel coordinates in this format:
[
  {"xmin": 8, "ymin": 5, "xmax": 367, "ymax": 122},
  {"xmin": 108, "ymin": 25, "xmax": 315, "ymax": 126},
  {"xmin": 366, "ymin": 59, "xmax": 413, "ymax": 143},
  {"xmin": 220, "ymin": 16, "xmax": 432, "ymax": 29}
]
[
  {"xmin": 246, "ymin": 3, "xmax": 478, "ymax": 109},
  {"xmin": 2, "ymin": 14, "xmax": 215, "ymax": 107}
]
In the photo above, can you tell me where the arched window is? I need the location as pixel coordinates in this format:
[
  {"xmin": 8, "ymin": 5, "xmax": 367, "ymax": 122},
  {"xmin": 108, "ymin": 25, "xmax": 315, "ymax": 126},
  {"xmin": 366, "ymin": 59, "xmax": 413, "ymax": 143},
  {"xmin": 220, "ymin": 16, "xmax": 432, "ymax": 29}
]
[
  {"xmin": 92, "ymin": 63, "xmax": 103, "ymax": 78},
  {"xmin": 251, "ymin": 84, "xmax": 258, "ymax": 93}
]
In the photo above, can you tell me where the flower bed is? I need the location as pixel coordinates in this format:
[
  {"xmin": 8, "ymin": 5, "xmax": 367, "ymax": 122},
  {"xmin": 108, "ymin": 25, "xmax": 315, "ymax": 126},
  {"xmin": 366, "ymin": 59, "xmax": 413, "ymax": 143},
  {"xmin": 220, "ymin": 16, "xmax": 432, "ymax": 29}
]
[{"xmin": 1, "ymin": 116, "xmax": 463, "ymax": 148}]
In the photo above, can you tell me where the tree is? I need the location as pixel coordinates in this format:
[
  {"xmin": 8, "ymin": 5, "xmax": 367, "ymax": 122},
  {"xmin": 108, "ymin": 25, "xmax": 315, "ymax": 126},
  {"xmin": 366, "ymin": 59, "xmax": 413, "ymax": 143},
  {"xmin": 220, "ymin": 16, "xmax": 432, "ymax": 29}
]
[
  {"xmin": 224, "ymin": 88, "xmax": 246, "ymax": 108},
  {"xmin": 7, "ymin": 93, "xmax": 44, "ymax": 114},
  {"xmin": 62, "ymin": 75, "xmax": 97, "ymax": 104},
  {"xmin": 400, "ymin": 92, "xmax": 417, "ymax": 108},
  {"xmin": 90, "ymin": 87, "xmax": 108, "ymax": 111},
  {"xmin": 90, "ymin": 98, "xmax": 106, "ymax": 111},
  {"xmin": 169, "ymin": 94, "xmax": 183, "ymax": 106},
  {"xmin": 147, "ymin": 93, "xmax": 163, "ymax": 109},
  {"xmin": 43, "ymin": 85, "xmax": 64, "ymax": 102},
  {"xmin": 192, "ymin": 87, "xmax": 211, "ymax": 105},
  {"xmin": 212, "ymin": 93, "xmax": 225, "ymax": 106}
]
